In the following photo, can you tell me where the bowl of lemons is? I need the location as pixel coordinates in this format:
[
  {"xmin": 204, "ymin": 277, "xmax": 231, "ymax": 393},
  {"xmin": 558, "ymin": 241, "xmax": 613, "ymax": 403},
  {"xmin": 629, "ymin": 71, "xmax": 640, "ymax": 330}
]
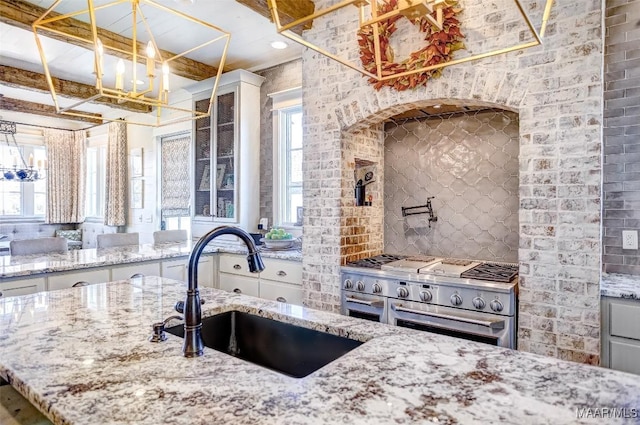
[{"xmin": 261, "ymin": 228, "xmax": 295, "ymax": 249}]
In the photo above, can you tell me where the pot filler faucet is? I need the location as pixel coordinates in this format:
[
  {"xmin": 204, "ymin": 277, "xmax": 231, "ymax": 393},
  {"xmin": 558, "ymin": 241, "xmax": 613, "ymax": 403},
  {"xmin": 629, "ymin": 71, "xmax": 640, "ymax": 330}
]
[{"xmin": 182, "ymin": 226, "xmax": 265, "ymax": 357}]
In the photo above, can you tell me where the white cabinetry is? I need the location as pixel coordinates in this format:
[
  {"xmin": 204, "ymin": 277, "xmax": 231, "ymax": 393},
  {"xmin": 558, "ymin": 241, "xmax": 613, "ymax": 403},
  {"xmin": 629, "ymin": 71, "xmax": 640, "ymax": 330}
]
[
  {"xmin": 217, "ymin": 253, "xmax": 302, "ymax": 305},
  {"xmin": 161, "ymin": 255, "xmax": 215, "ymax": 287},
  {"xmin": 0, "ymin": 277, "xmax": 46, "ymax": 298},
  {"xmin": 602, "ymin": 297, "xmax": 640, "ymax": 375},
  {"xmin": 48, "ymin": 269, "xmax": 111, "ymax": 291},
  {"xmin": 191, "ymin": 70, "xmax": 264, "ymax": 238},
  {"xmin": 111, "ymin": 261, "xmax": 161, "ymax": 281}
]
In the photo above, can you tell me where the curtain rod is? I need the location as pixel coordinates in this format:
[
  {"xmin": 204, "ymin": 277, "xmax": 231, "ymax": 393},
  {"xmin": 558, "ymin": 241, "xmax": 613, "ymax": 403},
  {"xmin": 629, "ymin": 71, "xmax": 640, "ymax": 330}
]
[{"xmin": 10, "ymin": 120, "xmax": 87, "ymax": 132}]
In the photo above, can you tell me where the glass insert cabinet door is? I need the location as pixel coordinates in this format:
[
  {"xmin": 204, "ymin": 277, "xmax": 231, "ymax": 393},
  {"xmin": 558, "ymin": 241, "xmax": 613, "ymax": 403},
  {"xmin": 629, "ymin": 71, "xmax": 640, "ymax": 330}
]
[{"xmin": 193, "ymin": 85, "xmax": 238, "ymax": 222}]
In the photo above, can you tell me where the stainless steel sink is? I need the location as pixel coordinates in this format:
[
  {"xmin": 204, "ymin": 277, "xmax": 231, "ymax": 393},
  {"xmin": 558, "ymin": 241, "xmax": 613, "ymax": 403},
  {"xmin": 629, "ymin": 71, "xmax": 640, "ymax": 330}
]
[{"xmin": 166, "ymin": 311, "xmax": 363, "ymax": 378}]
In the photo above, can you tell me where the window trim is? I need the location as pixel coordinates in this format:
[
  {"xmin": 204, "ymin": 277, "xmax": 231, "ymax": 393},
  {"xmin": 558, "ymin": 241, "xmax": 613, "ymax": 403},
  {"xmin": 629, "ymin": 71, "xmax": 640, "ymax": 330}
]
[
  {"xmin": 0, "ymin": 139, "xmax": 47, "ymax": 219},
  {"xmin": 270, "ymin": 87, "xmax": 302, "ymax": 234}
]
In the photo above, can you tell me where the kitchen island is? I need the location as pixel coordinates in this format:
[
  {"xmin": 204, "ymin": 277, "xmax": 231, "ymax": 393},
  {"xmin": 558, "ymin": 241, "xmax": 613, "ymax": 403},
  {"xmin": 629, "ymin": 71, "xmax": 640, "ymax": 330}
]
[{"xmin": 1, "ymin": 277, "xmax": 639, "ymax": 425}]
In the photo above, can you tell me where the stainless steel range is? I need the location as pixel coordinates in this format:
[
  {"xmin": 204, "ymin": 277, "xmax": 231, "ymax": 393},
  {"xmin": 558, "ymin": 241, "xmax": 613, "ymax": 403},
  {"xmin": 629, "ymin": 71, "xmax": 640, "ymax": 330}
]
[{"xmin": 341, "ymin": 254, "xmax": 518, "ymax": 348}]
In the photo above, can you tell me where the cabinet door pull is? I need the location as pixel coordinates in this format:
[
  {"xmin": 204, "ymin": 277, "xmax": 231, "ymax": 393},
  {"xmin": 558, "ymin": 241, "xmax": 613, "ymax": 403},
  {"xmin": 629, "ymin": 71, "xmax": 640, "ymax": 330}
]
[
  {"xmin": 130, "ymin": 273, "xmax": 145, "ymax": 279},
  {"xmin": 72, "ymin": 281, "xmax": 90, "ymax": 287},
  {"xmin": 277, "ymin": 271, "xmax": 287, "ymax": 277},
  {"xmin": 276, "ymin": 297, "xmax": 287, "ymax": 303},
  {"xmin": 233, "ymin": 288, "xmax": 242, "ymax": 294},
  {"xmin": 0, "ymin": 291, "xmax": 3, "ymax": 297},
  {"xmin": 233, "ymin": 264, "xmax": 242, "ymax": 270}
]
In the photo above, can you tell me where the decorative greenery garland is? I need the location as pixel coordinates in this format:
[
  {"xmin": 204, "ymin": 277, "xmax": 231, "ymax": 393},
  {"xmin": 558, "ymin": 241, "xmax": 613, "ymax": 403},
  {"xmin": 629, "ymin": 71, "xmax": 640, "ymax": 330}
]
[{"xmin": 357, "ymin": 0, "xmax": 465, "ymax": 91}]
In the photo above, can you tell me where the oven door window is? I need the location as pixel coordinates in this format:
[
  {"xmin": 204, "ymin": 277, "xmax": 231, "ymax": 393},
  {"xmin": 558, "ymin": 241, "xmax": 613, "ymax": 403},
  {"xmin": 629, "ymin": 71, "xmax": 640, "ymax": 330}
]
[
  {"xmin": 396, "ymin": 319, "xmax": 499, "ymax": 346},
  {"xmin": 349, "ymin": 310, "xmax": 383, "ymax": 322}
]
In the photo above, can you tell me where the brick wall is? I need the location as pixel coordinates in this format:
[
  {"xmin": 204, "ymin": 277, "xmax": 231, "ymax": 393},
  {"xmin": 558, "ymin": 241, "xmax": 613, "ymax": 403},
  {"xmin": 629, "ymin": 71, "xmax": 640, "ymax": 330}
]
[
  {"xmin": 385, "ymin": 110, "xmax": 519, "ymax": 262},
  {"xmin": 256, "ymin": 60, "xmax": 303, "ymax": 227},
  {"xmin": 603, "ymin": 0, "xmax": 640, "ymax": 274},
  {"xmin": 301, "ymin": 0, "xmax": 603, "ymax": 362}
]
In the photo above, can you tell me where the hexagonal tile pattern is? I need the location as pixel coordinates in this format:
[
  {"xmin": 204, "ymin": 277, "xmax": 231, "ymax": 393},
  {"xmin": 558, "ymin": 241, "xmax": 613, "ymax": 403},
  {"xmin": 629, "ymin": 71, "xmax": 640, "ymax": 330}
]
[{"xmin": 384, "ymin": 110, "xmax": 519, "ymax": 262}]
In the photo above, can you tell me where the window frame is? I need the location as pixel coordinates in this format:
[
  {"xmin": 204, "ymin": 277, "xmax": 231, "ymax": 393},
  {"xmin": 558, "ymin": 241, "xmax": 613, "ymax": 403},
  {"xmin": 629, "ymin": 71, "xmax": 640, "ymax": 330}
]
[
  {"xmin": 270, "ymin": 87, "xmax": 302, "ymax": 234},
  {"xmin": 0, "ymin": 135, "xmax": 47, "ymax": 220}
]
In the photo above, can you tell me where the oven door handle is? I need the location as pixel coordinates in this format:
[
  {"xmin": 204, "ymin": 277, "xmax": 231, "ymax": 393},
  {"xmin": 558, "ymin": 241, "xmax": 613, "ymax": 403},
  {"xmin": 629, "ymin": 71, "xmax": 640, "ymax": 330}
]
[
  {"xmin": 391, "ymin": 304, "xmax": 505, "ymax": 329},
  {"xmin": 345, "ymin": 297, "xmax": 384, "ymax": 308}
]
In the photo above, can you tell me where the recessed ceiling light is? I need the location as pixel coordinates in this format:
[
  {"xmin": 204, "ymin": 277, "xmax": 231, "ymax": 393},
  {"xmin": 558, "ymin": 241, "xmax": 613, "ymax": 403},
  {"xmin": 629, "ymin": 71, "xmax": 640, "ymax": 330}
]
[
  {"xmin": 270, "ymin": 41, "xmax": 288, "ymax": 50},
  {"xmin": 130, "ymin": 79, "xmax": 145, "ymax": 86},
  {"xmin": 433, "ymin": 104, "xmax": 442, "ymax": 109}
]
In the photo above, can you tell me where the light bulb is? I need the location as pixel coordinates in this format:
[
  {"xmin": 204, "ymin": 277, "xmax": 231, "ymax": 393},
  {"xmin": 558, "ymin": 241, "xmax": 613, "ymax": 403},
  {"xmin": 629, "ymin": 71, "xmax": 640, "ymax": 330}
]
[{"xmin": 146, "ymin": 41, "xmax": 156, "ymax": 77}]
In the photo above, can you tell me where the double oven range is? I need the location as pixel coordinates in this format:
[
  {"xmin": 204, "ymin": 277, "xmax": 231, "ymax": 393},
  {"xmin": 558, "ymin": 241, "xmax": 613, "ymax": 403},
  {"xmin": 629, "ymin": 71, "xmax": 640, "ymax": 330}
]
[{"xmin": 340, "ymin": 254, "xmax": 519, "ymax": 349}]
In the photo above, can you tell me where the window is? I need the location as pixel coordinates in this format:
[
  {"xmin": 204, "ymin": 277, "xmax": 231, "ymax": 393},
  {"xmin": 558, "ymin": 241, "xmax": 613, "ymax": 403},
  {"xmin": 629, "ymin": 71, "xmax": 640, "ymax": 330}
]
[
  {"xmin": 0, "ymin": 143, "xmax": 47, "ymax": 218},
  {"xmin": 271, "ymin": 87, "xmax": 303, "ymax": 229},
  {"xmin": 85, "ymin": 145, "xmax": 107, "ymax": 218}
]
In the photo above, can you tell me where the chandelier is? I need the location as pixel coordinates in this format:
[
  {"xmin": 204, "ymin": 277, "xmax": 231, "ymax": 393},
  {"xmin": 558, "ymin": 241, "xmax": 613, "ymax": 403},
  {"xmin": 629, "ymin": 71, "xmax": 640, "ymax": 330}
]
[
  {"xmin": 267, "ymin": 0, "xmax": 555, "ymax": 84},
  {"xmin": 0, "ymin": 121, "xmax": 46, "ymax": 183},
  {"xmin": 32, "ymin": 0, "xmax": 230, "ymax": 127}
]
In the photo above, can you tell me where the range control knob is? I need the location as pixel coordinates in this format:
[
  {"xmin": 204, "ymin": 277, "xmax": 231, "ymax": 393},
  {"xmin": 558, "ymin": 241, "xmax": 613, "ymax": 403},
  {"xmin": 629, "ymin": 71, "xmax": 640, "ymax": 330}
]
[
  {"xmin": 372, "ymin": 283, "xmax": 382, "ymax": 294},
  {"xmin": 450, "ymin": 294, "xmax": 463, "ymax": 306},
  {"xmin": 419, "ymin": 291, "xmax": 433, "ymax": 302},
  {"xmin": 472, "ymin": 297, "xmax": 486, "ymax": 310},
  {"xmin": 490, "ymin": 299, "xmax": 504, "ymax": 312},
  {"xmin": 397, "ymin": 287, "xmax": 410, "ymax": 298},
  {"xmin": 356, "ymin": 281, "xmax": 365, "ymax": 291},
  {"xmin": 344, "ymin": 279, "xmax": 353, "ymax": 290}
]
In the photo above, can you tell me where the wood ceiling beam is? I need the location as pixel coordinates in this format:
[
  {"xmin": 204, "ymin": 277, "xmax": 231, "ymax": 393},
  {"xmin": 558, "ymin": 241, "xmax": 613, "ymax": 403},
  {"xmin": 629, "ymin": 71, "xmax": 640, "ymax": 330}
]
[
  {"xmin": 0, "ymin": 0, "xmax": 218, "ymax": 81},
  {"xmin": 0, "ymin": 97, "xmax": 103, "ymax": 125},
  {"xmin": 236, "ymin": 0, "xmax": 315, "ymax": 33},
  {"xmin": 0, "ymin": 65, "xmax": 152, "ymax": 114}
]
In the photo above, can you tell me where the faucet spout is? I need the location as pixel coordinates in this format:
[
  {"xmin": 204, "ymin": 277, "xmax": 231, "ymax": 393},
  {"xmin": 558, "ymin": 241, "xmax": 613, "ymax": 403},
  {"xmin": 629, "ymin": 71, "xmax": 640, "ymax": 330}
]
[{"xmin": 182, "ymin": 225, "xmax": 264, "ymax": 357}]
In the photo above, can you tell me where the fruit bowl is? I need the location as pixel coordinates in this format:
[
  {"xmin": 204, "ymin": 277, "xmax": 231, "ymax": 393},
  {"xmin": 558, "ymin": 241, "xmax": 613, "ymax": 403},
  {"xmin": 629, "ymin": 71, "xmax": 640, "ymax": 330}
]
[{"xmin": 260, "ymin": 238, "xmax": 294, "ymax": 249}]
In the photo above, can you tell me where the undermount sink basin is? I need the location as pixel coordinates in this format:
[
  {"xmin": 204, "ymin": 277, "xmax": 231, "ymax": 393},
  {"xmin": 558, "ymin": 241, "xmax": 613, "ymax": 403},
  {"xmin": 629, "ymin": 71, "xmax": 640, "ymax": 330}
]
[{"xmin": 166, "ymin": 311, "xmax": 363, "ymax": 378}]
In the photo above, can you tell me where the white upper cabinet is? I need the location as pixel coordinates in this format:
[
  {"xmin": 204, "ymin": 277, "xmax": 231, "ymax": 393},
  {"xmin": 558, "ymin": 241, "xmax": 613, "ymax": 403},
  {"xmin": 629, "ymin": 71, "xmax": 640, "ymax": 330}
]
[{"xmin": 190, "ymin": 70, "xmax": 264, "ymax": 238}]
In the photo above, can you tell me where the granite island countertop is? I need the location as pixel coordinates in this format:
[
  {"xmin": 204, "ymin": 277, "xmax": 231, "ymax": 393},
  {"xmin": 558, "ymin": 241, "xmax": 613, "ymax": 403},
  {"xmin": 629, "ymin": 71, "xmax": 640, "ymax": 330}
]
[
  {"xmin": 1, "ymin": 277, "xmax": 639, "ymax": 425},
  {"xmin": 0, "ymin": 241, "xmax": 301, "ymax": 279},
  {"xmin": 601, "ymin": 273, "xmax": 640, "ymax": 300}
]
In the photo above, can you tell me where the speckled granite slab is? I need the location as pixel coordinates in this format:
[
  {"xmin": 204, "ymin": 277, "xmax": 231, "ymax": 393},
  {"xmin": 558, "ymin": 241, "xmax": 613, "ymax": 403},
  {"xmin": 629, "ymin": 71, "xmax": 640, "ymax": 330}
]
[
  {"xmin": 0, "ymin": 241, "xmax": 301, "ymax": 279},
  {"xmin": 1, "ymin": 277, "xmax": 639, "ymax": 425},
  {"xmin": 601, "ymin": 273, "xmax": 640, "ymax": 300}
]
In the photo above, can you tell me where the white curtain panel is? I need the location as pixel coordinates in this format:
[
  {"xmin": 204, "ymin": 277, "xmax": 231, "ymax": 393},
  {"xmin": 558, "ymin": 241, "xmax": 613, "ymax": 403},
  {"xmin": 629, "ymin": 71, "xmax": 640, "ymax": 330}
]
[
  {"xmin": 104, "ymin": 121, "xmax": 128, "ymax": 226},
  {"xmin": 44, "ymin": 129, "xmax": 86, "ymax": 224}
]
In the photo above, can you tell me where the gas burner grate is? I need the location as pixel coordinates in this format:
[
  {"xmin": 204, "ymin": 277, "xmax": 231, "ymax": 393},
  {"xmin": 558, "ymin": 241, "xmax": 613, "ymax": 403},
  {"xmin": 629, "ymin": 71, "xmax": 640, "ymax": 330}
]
[
  {"xmin": 460, "ymin": 263, "xmax": 519, "ymax": 283},
  {"xmin": 346, "ymin": 254, "xmax": 407, "ymax": 269},
  {"xmin": 407, "ymin": 255, "xmax": 437, "ymax": 263},
  {"xmin": 441, "ymin": 258, "xmax": 473, "ymax": 266}
]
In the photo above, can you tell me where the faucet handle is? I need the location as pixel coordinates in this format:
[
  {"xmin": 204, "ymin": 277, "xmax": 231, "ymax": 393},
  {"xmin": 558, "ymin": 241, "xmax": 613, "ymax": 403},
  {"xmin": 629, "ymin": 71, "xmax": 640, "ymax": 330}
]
[
  {"xmin": 149, "ymin": 315, "xmax": 183, "ymax": 342},
  {"xmin": 174, "ymin": 299, "xmax": 205, "ymax": 314}
]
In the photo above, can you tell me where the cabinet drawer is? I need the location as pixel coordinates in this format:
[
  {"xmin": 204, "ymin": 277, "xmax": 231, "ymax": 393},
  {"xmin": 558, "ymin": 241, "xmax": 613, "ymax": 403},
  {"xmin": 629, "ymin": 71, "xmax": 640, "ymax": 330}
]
[
  {"xmin": 260, "ymin": 280, "xmax": 303, "ymax": 306},
  {"xmin": 112, "ymin": 262, "xmax": 161, "ymax": 281},
  {"xmin": 218, "ymin": 273, "xmax": 258, "ymax": 297},
  {"xmin": 219, "ymin": 254, "xmax": 254, "ymax": 277},
  {"xmin": 610, "ymin": 300, "xmax": 640, "ymax": 340},
  {"xmin": 610, "ymin": 339, "xmax": 640, "ymax": 375},
  {"xmin": 48, "ymin": 269, "xmax": 110, "ymax": 291},
  {"xmin": 0, "ymin": 277, "xmax": 46, "ymax": 298},
  {"xmin": 260, "ymin": 258, "xmax": 302, "ymax": 286},
  {"xmin": 162, "ymin": 259, "xmax": 187, "ymax": 282}
]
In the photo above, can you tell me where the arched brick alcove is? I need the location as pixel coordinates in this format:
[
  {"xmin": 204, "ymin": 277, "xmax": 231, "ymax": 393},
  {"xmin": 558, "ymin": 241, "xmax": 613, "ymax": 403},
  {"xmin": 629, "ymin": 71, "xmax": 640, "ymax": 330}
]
[{"xmin": 300, "ymin": 1, "xmax": 603, "ymax": 364}]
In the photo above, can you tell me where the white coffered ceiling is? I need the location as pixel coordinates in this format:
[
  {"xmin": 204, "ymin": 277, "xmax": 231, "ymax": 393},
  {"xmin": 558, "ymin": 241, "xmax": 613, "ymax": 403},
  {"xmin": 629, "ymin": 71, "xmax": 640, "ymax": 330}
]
[{"xmin": 0, "ymin": 0, "xmax": 303, "ymax": 120}]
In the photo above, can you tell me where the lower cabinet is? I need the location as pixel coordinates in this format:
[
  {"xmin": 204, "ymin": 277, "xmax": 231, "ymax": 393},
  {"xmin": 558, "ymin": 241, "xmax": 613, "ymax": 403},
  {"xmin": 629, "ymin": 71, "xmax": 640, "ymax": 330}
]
[
  {"xmin": 219, "ymin": 273, "xmax": 259, "ymax": 297},
  {"xmin": 161, "ymin": 255, "xmax": 215, "ymax": 287},
  {"xmin": 259, "ymin": 279, "xmax": 303, "ymax": 305},
  {"xmin": 0, "ymin": 277, "xmax": 46, "ymax": 298},
  {"xmin": 601, "ymin": 296, "xmax": 640, "ymax": 375},
  {"xmin": 217, "ymin": 253, "xmax": 302, "ymax": 305},
  {"xmin": 48, "ymin": 269, "xmax": 111, "ymax": 291},
  {"xmin": 111, "ymin": 261, "xmax": 161, "ymax": 281}
]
